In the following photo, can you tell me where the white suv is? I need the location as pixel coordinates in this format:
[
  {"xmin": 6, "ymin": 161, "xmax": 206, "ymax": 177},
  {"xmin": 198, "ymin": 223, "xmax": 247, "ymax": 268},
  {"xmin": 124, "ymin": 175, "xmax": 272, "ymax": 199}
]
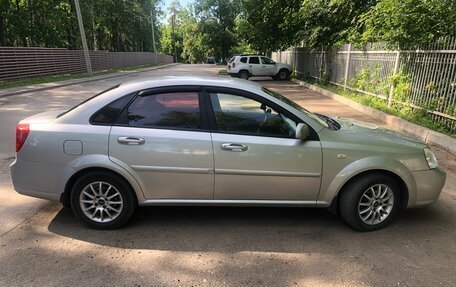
[{"xmin": 227, "ymin": 55, "xmax": 292, "ymax": 80}]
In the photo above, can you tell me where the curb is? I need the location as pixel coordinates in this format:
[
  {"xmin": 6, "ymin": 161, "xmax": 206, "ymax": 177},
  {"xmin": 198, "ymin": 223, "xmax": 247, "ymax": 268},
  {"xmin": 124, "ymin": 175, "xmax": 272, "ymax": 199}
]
[
  {"xmin": 292, "ymin": 78, "xmax": 456, "ymax": 155},
  {"xmin": 0, "ymin": 63, "xmax": 178, "ymax": 98}
]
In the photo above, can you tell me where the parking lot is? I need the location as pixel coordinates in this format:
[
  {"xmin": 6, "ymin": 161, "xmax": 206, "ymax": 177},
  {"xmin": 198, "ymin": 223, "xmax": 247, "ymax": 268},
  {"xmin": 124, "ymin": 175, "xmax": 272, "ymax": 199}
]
[{"xmin": 0, "ymin": 64, "xmax": 455, "ymax": 286}]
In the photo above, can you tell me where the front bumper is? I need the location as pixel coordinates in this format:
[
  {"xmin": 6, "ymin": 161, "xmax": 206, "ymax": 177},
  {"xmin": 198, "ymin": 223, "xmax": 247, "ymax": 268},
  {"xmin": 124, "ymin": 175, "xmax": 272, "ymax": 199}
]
[{"xmin": 410, "ymin": 166, "xmax": 446, "ymax": 207}]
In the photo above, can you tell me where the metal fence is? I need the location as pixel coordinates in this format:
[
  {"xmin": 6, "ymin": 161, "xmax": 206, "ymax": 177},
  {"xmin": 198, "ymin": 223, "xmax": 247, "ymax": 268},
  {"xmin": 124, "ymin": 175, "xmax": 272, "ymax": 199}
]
[
  {"xmin": 272, "ymin": 40, "xmax": 456, "ymax": 134},
  {"xmin": 0, "ymin": 47, "xmax": 174, "ymax": 81}
]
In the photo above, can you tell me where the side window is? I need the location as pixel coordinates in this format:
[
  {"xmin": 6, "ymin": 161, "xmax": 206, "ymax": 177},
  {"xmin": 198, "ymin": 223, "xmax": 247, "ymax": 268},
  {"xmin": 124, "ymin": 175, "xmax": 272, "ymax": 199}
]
[
  {"xmin": 91, "ymin": 93, "xmax": 134, "ymax": 124},
  {"xmin": 127, "ymin": 92, "xmax": 201, "ymax": 129},
  {"xmin": 240, "ymin": 57, "xmax": 247, "ymax": 63},
  {"xmin": 210, "ymin": 93, "xmax": 297, "ymax": 137},
  {"xmin": 261, "ymin": 57, "xmax": 275, "ymax": 65},
  {"xmin": 248, "ymin": 57, "xmax": 260, "ymax": 64}
]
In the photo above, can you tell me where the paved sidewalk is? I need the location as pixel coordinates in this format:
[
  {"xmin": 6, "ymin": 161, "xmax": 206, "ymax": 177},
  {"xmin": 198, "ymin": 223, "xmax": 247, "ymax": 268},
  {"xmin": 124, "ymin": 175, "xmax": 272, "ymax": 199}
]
[{"xmin": 0, "ymin": 63, "xmax": 177, "ymax": 98}]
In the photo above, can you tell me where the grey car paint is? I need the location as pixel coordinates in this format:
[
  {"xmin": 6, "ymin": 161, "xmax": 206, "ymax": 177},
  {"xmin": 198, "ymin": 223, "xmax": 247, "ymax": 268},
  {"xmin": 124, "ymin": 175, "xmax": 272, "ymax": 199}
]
[{"xmin": 10, "ymin": 76, "xmax": 445, "ymax": 212}]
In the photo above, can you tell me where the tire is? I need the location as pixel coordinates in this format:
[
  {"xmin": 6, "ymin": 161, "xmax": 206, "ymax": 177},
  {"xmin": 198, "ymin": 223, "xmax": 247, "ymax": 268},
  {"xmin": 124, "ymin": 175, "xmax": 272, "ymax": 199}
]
[
  {"xmin": 238, "ymin": 70, "xmax": 249, "ymax": 80},
  {"xmin": 339, "ymin": 174, "xmax": 401, "ymax": 231},
  {"xmin": 70, "ymin": 171, "xmax": 136, "ymax": 229},
  {"xmin": 277, "ymin": 69, "xmax": 290, "ymax": 80}
]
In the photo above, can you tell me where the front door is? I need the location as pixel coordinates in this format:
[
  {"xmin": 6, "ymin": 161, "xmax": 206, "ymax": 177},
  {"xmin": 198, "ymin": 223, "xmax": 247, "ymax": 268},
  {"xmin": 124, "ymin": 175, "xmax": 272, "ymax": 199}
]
[
  {"xmin": 109, "ymin": 89, "xmax": 214, "ymax": 199},
  {"xmin": 208, "ymin": 91, "xmax": 322, "ymax": 201},
  {"xmin": 260, "ymin": 57, "xmax": 277, "ymax": 76}
]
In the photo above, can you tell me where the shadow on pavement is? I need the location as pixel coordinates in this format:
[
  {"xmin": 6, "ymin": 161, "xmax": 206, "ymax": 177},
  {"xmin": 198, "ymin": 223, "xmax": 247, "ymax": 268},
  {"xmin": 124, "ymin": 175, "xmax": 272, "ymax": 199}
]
[{"xmin": 47, "ymin": 203, "xmax": 451, "ymax": 253}]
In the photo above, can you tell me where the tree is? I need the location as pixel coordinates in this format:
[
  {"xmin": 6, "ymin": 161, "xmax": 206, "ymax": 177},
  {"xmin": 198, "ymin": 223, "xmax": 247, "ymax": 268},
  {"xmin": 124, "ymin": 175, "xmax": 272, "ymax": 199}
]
[
  {"xmin": 238, "ymin": 0, "xmax": 301, "ymax": 54},
  {"xmin": 295, "ymin": 0, "xmax": 373, "ymax": 49},
  {"xmin": 195, "ymin": 0, "xmax": 240, "ymax": 61},
  {"xmin": 356, "ymin": 0, "xmax": 456, "ymax": 49}
]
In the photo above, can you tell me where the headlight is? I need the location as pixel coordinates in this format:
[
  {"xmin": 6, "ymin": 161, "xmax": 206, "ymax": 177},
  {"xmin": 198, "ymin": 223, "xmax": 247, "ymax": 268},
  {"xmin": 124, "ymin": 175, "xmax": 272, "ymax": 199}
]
[{"xmin": 424, "ymin": 148, "xmax": 438, "ymax": 169}]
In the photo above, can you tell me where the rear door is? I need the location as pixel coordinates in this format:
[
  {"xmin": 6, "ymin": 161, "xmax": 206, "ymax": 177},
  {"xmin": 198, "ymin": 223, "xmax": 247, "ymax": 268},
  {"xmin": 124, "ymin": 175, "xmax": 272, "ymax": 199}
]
[
  {"xmin": 109, "ymin": 87, "xmax": 214, "ymax": 199},
  {"xmin": 207, "ymin": 89, "xmax": 322, "ymax": 201}
]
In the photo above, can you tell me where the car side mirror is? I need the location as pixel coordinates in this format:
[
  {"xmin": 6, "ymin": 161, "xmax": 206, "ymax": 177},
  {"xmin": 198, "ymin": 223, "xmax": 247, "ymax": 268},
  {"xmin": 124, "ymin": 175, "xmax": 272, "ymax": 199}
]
[{"xmin": 295, "ymin": 123, "xmax": 310, "ymax": 140}]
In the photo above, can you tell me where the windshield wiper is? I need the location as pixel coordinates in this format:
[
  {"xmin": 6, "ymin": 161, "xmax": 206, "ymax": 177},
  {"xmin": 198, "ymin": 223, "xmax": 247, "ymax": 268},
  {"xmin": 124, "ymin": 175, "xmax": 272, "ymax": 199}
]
[{"xmin": 316, "ymin": 113, "xmax": 341, "ymax": 130}]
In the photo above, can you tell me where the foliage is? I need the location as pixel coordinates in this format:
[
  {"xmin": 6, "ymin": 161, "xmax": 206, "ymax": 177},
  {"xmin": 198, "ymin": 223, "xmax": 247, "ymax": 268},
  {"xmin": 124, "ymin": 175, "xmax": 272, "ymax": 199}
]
[
  {"xmin": 355, "ymin": 0, "xmax": 456, "ymax": 49},
  {"xmin": 237, "ymin": 0, "xmax": 301, "ymax": 53},
  {"xmin": 195, "ymin": 0, "xmax": 240, "ymax": 61},
  {"xmin": 296, "ymin": 0, "xmax": 373, "ymax": 49},
  {"xmin": 349, "ymin": 64, "xmax": 390, "ymax": 96},
  {"xmin": 0, "ymin": 0, "xmax": 161, "ymax": 52},
  {"xmin": 299, "ymin": 74, "xmax": 455, "ymax": 137}
]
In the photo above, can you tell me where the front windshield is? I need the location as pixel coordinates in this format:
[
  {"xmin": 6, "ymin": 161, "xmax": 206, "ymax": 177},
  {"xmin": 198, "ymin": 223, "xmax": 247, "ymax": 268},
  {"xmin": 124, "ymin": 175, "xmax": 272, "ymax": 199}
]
[{"xmin": 262, "ymin": 87, "xmax": 329, "ymax": 128}]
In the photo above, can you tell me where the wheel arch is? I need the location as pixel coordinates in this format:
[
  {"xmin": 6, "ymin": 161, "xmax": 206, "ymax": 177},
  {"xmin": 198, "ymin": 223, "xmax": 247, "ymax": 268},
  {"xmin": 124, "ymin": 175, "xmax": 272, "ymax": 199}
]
[
  {"xmin": 61, "ymin": 167, "xmax": 139, "ymax": 209},
  {"xmin": 328, "ymin": 169, "xmax": 409, "ymax": 214}
]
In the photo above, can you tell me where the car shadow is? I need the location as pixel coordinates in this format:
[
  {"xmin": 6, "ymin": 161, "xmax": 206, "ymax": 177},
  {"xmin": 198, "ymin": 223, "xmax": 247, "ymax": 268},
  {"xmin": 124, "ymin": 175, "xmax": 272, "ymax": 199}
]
[{"xmin": 47, "ymin": 203, "xmax": 452, "ymax": 253}]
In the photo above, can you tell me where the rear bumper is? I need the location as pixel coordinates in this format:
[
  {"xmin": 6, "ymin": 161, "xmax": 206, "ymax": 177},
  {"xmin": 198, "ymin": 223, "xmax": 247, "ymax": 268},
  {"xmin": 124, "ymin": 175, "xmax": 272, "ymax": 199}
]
[
  {"xmin": 410, "ymin": 166, "xmax": 446, "ymax": 207},
  {"xmin": 10, "ymin": 158, "xmax": 61, "ymax": 201}
]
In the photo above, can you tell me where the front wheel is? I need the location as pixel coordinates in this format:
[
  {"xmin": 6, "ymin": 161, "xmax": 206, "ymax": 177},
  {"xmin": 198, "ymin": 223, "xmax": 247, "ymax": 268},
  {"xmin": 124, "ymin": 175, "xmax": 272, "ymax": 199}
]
[
  {"xmin": 339, "ymin": 174, "xmax": 401, "ymax": 231},
  {"xmin": 70, "ymin": 172, "xmax": 136, "ymax": 229},
  {"xmin": 277, "ymin": 69, "xmax": 290, "ymax": 80}
]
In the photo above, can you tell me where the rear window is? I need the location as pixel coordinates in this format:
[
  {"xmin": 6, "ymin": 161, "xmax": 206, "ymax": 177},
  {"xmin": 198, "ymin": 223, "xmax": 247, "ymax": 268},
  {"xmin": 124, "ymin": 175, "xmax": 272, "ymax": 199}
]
[
  {"xmin": 240, "ymin": 57, "xmax": 247, "ymax": 63},
  {"xmin": 127, "ymin": 92, "xmax": 201, "ymax": 129},
  {"xmin": 90, "ymin": 93, "xmax": 134, "ymax": 124}
]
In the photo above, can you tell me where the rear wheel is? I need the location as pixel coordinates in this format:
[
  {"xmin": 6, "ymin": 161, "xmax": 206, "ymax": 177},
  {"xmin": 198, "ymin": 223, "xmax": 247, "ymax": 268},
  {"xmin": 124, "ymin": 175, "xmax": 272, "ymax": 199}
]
[
  {"xmin": 339, "ymin": 174, "xmax": 400, "ymax": 231},
  {"xmin": 238, "ymin": 70, "xmax": 249, "ymax": 80},
  {"xmin": 70, "ymin": 172, "xmax": 136, "ymax": 229},
  {"xmin": 277, "ymin": 69, "xmax": 290, "ymax": 80}
]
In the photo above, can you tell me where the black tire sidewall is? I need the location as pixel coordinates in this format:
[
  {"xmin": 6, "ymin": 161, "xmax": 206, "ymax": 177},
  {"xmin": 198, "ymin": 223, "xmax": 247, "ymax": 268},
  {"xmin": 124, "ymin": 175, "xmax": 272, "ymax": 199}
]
[
  {"xmin": 278, "ymin": 69, "xmax": 289, "ymax": 80},
  {"xmin": 238, "ymin": 71, "xmax": 249, "ymax": 79},
  {"xmin": 70, "ymin": 172, "xmax": 136, "ymax": 229},
  {"xmin": 340, "ymin": 174, "xmax": 401, "ymax": 231}
]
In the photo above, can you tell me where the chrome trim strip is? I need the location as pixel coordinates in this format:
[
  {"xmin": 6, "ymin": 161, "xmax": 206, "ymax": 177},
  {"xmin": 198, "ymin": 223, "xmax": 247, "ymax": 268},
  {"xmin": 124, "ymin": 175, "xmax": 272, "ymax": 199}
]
[
  {"xmin": 131, "ymin": 165, "xmax": 213, "ymax": 174},
  {"xmin": 215, "ymin": 169, "xmax": 321, "ymax": 177},
  {"xmin": 141, "ymin": 199, "xmax": 319, "ymax": 206}
]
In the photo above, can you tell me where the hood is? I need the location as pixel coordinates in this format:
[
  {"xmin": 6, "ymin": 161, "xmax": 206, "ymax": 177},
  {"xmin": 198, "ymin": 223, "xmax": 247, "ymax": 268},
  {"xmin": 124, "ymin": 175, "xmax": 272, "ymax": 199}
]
[{"xmin": 335, "ymin": 117, "xmax": 425, "ymax": 148}]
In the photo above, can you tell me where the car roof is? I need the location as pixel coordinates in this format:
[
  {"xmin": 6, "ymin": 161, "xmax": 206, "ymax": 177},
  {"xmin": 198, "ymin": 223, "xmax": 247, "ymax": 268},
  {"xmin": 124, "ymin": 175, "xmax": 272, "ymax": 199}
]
[{"xmin": 119, "ymin": 75, "xmax": 263, "ymax": 93}]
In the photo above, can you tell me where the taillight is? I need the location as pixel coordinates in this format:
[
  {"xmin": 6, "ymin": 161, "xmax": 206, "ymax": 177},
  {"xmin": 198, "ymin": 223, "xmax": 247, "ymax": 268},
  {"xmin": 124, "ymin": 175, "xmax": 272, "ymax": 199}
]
[
  {"xmin": 232, "ymin": 63, "xmax": 235, "ymax": 68},
  {"xmin": 16, "ymin": 123, "xmax": 30, "ymax": 152}
]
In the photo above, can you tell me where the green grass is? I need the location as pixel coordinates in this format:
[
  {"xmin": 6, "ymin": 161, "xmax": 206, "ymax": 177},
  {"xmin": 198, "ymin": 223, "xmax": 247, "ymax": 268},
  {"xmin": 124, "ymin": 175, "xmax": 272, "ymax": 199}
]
[
  {"xmin": 218, "ymin": 69, "xmax": 228, "ymax": 75},
  {"xmin": 0, "ymin": 63, "xmax": 161, "ymax": 90},
  {"xmin": 296, "ymin": 74, "xmax": 455, "ymax": 137}
]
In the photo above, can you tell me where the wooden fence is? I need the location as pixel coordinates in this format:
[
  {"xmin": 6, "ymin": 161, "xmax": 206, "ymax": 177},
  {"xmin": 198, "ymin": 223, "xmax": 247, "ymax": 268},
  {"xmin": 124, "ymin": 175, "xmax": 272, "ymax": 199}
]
[
  {"xmin": 0, "ymin": 47, "xmax": 174, "ymax": 81},
  {"xmin": 272, "ymin": 40, "xmax": 456, "ymax": 135}
]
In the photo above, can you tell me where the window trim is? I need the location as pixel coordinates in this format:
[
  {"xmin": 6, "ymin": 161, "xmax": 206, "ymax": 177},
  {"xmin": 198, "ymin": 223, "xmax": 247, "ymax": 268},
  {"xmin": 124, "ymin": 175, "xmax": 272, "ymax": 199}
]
[
  {"xmin": 89, "ymin": 92, "xmax": 136, "ymax": 126},
  {"xmin": 202, "ymin": 86, "xmax": 319, "ymax": 140},
  {"xmin": 113, "ymin": 85, "xmax": 212, "ymax": 132},
  {"xmin": 248, "ymin": 56, "xmax": 260, "ymax": 64}
]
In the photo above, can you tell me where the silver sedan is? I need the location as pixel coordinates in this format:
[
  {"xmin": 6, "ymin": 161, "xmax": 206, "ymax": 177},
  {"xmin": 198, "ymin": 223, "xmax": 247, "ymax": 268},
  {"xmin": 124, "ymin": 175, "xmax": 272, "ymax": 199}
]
[{"xmin": 10, "ymin": 76, "xmax": 446, "ymax": 231}]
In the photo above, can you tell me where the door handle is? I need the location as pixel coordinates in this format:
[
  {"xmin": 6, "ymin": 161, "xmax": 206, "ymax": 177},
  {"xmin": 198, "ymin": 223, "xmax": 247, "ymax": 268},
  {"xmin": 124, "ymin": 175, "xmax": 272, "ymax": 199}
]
[
  {"xmin": 221, "ymin": 143, "xmax": 248, "ymax": 152},
  {"xmin": 249, "ymin": 65, "xmax": 252, "ymax": 67},
  {"xmin": 118, "ymin": 137, "xmax": 145, "ymax": 145}
]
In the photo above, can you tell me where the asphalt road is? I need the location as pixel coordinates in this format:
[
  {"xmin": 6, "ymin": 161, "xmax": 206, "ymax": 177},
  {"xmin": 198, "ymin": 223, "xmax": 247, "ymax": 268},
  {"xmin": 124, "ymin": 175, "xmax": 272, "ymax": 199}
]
[{"xmin": 0, "ymin": 64, "xmax": 455, "ymax": 287}]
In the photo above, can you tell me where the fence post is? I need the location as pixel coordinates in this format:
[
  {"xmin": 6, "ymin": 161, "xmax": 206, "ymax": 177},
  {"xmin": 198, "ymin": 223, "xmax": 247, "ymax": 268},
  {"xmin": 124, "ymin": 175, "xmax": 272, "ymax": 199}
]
[
  {"xmin": 344, "ymin": 43, "xmax": 352, "ymax": 90},
  {"xmin": 319, "ymin": 45, "xmax": 324, "ymax": 82},
  {"xmin": 388, "ymin": 50, "xmax": 401, "ymax": 107}
]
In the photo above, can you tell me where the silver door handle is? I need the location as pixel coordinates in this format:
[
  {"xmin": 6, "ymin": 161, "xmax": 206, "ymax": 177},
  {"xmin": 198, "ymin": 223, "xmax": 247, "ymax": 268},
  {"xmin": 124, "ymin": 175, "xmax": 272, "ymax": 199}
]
[
  {"xmin": 221, "ymin": 143, "xmax": 248, "ymax": 152},
  {"xmin": 118, "ymin": 137, "xmax": 145, "ymax": 145}
]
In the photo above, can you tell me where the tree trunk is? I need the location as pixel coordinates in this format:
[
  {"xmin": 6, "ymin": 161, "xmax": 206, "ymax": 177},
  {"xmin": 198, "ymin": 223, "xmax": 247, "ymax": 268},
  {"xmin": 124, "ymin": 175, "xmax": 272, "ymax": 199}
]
[{"xmin": 0, "ymin": 13, "xmax": 6, "ymax": 46}]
